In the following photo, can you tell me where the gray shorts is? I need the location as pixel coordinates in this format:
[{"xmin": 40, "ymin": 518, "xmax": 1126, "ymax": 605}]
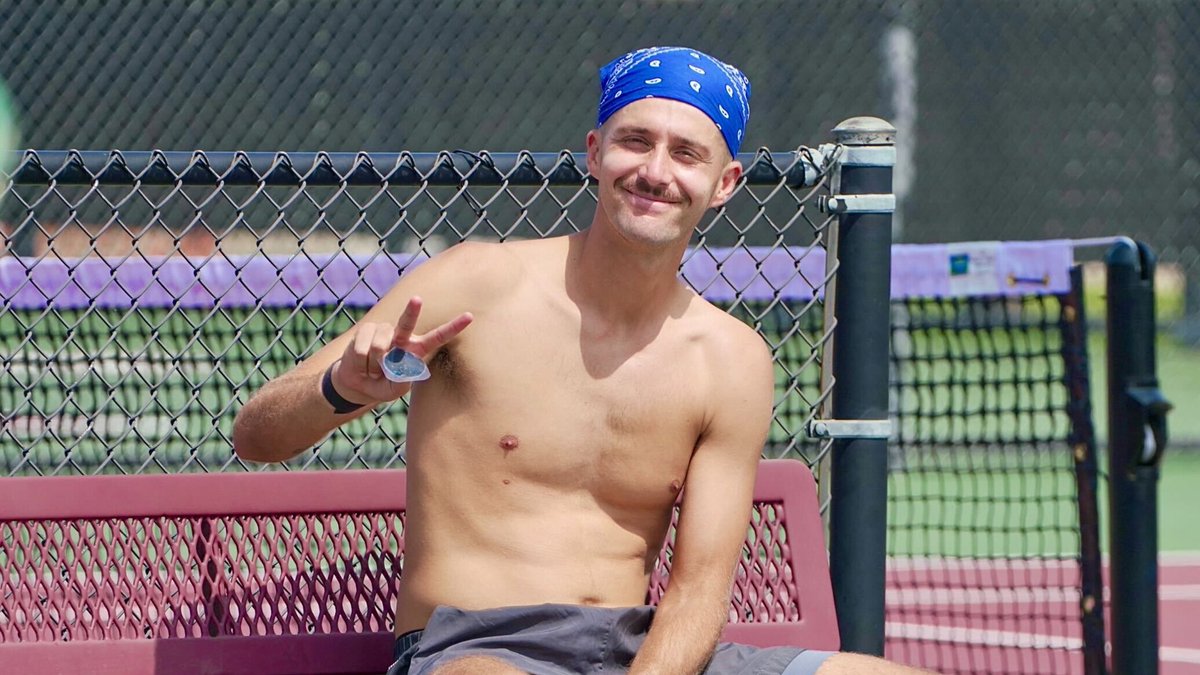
[{"xmin": 385, "ymin": 603, "xmax": 834, "ymax": 675}]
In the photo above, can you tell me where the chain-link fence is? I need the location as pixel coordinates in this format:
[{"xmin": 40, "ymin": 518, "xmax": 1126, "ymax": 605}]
[
  {"xmin": 0, "ymin": 147, "xmax": 839, "ymax": 478},
  {"xmin": 1, "ymin": 0, "xmax": 1196, "ymax": 337}
]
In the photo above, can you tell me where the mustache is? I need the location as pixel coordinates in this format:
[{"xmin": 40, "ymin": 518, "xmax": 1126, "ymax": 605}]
[{"xmin": 621, "ymin": 178, "xmax": 683, "ymax": 204}]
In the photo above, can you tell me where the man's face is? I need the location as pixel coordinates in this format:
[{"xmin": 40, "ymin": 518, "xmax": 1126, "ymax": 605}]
[{"xmin": 586, "ymin": 98, "xmax": 742, "ymax": 249}]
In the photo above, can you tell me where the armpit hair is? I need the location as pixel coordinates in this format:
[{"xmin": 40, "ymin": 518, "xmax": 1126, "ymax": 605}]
[{"xmin": 428, "ymin": 345, "xmax": 469, "ymax": 393}]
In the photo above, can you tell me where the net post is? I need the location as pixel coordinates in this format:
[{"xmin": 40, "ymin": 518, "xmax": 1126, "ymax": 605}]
[
  {"xmin": 1105, "ymin": 239, "xmax": 1172, "ymax": 675},
  {"xmin": 1062, "ymin": 265, "xmax": 1108, "ymax": 675},
  {"xmin": 826, "ymin": 117, "xmax": 895, "ymax": 656}
]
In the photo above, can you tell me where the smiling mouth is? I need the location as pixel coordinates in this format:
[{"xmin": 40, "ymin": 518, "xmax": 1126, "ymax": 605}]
[{"xmin": 622, "ymin": 186, "xmax": 679, "ymax": 206}]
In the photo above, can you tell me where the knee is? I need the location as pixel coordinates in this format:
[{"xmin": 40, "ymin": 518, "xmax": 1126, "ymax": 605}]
[
  {"xmin": 816, "ymin": 652, "xmax": 935, "ymax": 674},
  {"xmin": 430, "ymin": 655, "xmax": 527, "ymax": 674}
]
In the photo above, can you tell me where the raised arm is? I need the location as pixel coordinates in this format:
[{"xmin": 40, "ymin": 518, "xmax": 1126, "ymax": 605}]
[
  {"xmin": 231, "ymin": 243, "xmax": 490, "ymax": 463},
  {"xmin": 629, "ymin": 326, "xmax": 776, "ymax": 675}
]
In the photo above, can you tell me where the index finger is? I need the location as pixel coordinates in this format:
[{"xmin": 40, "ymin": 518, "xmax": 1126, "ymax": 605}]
[{"xmin": 392, "ymin": 296, "xmax": 423, "ymax": 346}]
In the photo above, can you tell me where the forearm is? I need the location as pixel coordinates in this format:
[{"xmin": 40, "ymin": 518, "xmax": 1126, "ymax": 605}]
[
  {"xmin": 629, "ymin": 589, "xmax": 728, "ymax": 675},
  {"xmin": 232, "ymin": 366, "xmax": 384, "ymax": 462}
]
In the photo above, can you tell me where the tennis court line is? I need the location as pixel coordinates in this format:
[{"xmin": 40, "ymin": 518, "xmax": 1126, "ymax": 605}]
[
  {"xmin": 889, "ymin": 553, "xmax": 1200, "ymax": 571},
  {"xmin": 1162, "ymin": 647, "xmax": 1200, "ymax": 666},
  {"xmin": 6, "ymin": 359, "xmax": 215, "ymax": 380},
  {"xmin": 887, "ymin": 621, "xmax": 1081, "ymax": 650},
  {"xmin": 888, "ymin": 556, "xmax": 1077, "ymax": 572},
  {"xmin": 1160, "ymin": 551, "xmax": 1200, "ymax": 566},
  {"xmin": 889, "ymin": 586, "xmax": 1079, "ymax": 606},
  {"xmin": 3, "ymin": 413, "xmax": 181, "ymax": 440},
  {"xmin": 886, "ymin": 623, "xmax": 1200, "ymax": 665},
  {"xmin": 889, "ymin": 584, "xmax": 1200, "ymax": 606}
]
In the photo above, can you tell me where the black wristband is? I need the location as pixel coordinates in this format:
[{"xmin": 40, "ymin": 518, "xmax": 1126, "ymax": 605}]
[{"xmin": 321, "ymin": 363, "xmax": 365, "ymax": 414}]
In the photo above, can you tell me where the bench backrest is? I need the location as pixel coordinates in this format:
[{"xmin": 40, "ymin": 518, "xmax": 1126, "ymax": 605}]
[{"xmin": 0, "ymin": 459, "xmax": 837, "ymax": 674}]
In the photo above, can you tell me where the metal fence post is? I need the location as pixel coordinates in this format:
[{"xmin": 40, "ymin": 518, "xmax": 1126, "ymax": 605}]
[
  {"xmin": 1105, "ymin": 239, "xmax": 1172, "ymax": 675},
  {"xmin": 825, "ymin": 117, "xmax": 895, "ymax": 655}
]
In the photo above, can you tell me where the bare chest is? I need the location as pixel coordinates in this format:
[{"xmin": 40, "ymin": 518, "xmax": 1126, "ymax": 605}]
[{"xmin": 413, "ymin": 303, "xmax": 710, "ymax": 500}]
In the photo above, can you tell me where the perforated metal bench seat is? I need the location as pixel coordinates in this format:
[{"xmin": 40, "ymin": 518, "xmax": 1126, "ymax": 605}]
[{"xmin": 0, "ymin": 459, "xmax": 838, "ymax": 674}]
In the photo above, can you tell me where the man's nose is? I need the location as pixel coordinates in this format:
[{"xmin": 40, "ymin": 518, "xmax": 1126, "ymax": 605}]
[{"xmin": 638, "ymin": 146, "xmax": 671, "ymax": 187}]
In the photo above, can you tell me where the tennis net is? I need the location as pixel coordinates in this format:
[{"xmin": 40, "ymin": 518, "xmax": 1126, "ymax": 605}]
[{"xmin": 883, "ymin": 241, "xmax": 1105, "ymax": 674}]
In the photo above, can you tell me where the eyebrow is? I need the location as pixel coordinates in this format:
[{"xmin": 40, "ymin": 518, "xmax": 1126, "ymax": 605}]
[{"xmin": 610, "ymin": 125, "xmax": 714, "ymax": 159}]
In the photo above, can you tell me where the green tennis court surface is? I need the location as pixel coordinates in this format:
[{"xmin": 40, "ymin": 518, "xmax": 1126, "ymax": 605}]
[
  {"xmin": 1153, "ymin": 451, "xmax": 1200, "ymax": 553},
  {"xmin": 888, "ymin": 448, "xmax": 1200, "ymax": 556}
]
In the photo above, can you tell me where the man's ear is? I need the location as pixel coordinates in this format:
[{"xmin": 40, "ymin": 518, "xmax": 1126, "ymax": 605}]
[
  {"xmin": 708, "ymin": 160, "xmax": 743, "ymax": 209},
  {"xmin": 585, "ymin": 129, "xmax": 602, "ymax": 177}
]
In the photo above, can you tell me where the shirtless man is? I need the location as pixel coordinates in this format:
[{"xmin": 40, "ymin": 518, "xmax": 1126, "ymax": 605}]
[{"xmin": 234, "ymin": 46, "xmax": 924, "ymax": 675}]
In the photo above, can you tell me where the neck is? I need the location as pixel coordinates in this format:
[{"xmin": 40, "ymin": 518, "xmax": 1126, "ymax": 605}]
[{"xmin": 565, "ymin": 225, "xmax": 690, "ymax": 327}]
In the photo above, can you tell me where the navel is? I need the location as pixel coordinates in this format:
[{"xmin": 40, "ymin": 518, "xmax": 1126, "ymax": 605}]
[{"xmin": 499, "ymin": 434, "xmax": 519, "ymax": 453}]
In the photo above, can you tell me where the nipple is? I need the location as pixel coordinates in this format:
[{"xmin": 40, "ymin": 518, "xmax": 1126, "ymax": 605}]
[
  {"xmin": 669, "ymin": 479, "xmax": 682, "ymax": 493},
  {"xmin": 499, "ymin": 434, "xmax": 519, "ymax": 453}
]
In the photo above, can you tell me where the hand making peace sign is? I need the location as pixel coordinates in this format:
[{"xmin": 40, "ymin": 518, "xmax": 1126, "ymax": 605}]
[{"xmin": 329, "ymin": 296, "xmax": 474, "ymax": 406}]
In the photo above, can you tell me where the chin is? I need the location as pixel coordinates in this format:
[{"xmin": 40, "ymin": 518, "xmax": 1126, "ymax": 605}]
[{"xmin": 613, "ymin": 217, "xmax": 688, "ymax": 248}]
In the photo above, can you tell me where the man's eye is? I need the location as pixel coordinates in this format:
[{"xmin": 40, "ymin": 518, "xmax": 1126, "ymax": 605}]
[{"xmin": 622, "ymin": 137, "xmax": 649, "ymax": 148}]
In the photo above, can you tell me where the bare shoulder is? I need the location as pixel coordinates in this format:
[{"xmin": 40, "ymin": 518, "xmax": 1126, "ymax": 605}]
[
  {"xmin": 392, "ymin": 239, "xmax": 527, "ymax": 298},
  {"xmin": 673, "ymin": 295, "xmax": 775, "ymax": 433},
  {"xmin": 686, "ymin": 297, "xmax": 774, "ymax": 380},
  {"xmin": 679, "ymin": 296, "xmax": 775, "ymax": 460},
  {"xmin": 413, "ymin": 239, "xmax": 522, "ymax": 288},
  {"xmin": 422, "ymin": 237, "xmax": 563, "ymax": 289},
  {"xmin": 488, "ymin": 235, "xmax": 569, "ymax": 269},
  {"xmin": 358, "ymin": 239, "xmax": 528, "ymax": 333}
]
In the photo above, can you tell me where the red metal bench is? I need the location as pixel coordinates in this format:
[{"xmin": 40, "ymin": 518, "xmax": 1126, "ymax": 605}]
[{"xmin": 0, "ymin": 459, "xmax": 837, "ymax": 674}]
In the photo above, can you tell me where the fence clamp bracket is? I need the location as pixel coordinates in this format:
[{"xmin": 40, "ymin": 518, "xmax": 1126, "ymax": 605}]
[
  {"xmin": 820, "ymin": 194, "xmax": 895, "ymax": 215},
  {"xmin": 806, "ymin": 419, "xmax": 892, "ymax": 439}
]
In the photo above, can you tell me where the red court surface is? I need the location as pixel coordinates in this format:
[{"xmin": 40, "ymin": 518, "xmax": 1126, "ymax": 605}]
[{"xmin": 885, "ymin": 553, "xmax": 1200, "ymax": 674}]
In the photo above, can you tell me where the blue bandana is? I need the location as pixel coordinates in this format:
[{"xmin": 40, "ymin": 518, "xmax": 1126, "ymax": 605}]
[{"xmin": 597, "ymin": 46, "xmax": 751, "ymax": 157}]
